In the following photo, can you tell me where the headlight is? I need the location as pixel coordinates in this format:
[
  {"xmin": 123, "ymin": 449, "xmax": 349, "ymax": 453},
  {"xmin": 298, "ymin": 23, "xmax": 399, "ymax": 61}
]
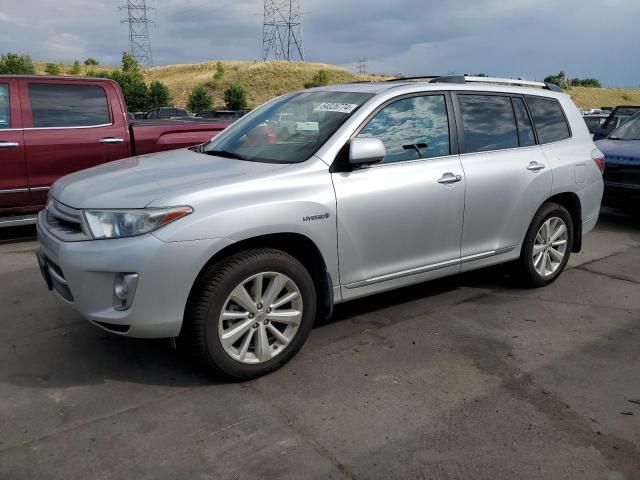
[{"xmin": 83, "ymin": 207, "xmax": 193, "ymax": 239}]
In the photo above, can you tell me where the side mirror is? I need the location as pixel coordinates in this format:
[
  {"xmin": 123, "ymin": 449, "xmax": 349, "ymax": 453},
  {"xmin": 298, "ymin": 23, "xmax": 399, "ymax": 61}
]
[{"xmin": 349, "ymin": 138, "xmax": 386, "ymax": 166}]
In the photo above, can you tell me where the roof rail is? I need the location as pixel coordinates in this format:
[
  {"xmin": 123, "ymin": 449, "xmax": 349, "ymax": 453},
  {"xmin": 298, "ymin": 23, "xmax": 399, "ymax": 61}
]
[
  {"xmin": 384, "ymin": 75, "xmax": 441, "ymax": 82},
  {"xmin": 430, "ymin": 75, "xmax": 562, "ymax": 92}
]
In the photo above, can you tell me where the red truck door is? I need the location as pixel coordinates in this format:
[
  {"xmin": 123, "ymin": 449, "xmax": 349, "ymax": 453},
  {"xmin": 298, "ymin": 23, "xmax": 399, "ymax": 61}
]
[
  {"xmin": 20, "ymin": 78, "xmax": 131, "ymax": 205},
  {"xmin": 0, "ymin": 79, "xmax": 30, "ymax": 210}
]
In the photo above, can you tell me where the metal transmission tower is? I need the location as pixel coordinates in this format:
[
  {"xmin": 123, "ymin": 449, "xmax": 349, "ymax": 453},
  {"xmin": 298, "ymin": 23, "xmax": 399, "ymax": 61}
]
[
  {"xmin": 357, "ymin": 57, "xmax": 368, "ymax": 75},
  {"xmin": 120, "ymin": 0, "xmax": 154, "ymax": 67},
  {"xmin": 262, "ymin": 0, "xmax": 304, "ymax": 62}
]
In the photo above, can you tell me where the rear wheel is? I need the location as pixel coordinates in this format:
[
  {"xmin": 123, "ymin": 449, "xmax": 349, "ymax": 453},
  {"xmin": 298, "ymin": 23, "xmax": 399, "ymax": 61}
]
[
  {"xmin": 517, "ymin": 203, "xmax": 574, "ymax": 287},
  {"xmin": 183, "ymin": 249, "xmax": 316, "ymax": 379}
]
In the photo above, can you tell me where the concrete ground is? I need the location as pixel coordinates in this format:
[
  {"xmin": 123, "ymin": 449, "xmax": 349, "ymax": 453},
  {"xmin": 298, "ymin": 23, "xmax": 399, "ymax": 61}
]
[{"xmin": 0, "ymin": 209, "xmax": 639, "ymax": 479}]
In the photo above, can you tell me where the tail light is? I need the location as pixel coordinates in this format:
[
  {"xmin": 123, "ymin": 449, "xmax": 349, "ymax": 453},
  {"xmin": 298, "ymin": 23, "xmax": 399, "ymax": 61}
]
[{"xmin": 591, "ymin": 149, "xmax": 605, "ymax": 174}]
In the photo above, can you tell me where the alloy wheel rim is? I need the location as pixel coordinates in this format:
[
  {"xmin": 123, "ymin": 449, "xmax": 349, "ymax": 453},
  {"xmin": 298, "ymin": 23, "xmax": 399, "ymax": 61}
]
[
  {"xmin": 218, "ymin": 272, "xmax": 303, "ymax": 364},
  {"xmin": 532, "ymin": 216, "xmax": 568, "ymax": 277}
]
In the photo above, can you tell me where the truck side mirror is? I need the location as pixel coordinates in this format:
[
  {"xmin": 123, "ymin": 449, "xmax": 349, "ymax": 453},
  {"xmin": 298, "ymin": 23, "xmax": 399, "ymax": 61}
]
[{"xmin": 349, "ymin": 137, "xmax": 386, "ymax": 166}]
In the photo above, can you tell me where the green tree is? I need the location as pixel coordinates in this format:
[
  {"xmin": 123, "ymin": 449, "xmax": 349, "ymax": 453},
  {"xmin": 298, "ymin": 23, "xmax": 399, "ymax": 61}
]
[
  {"xmin": 70, "ymin": 60, "xmax": 82, "ymax": 75},
  {"xmin": 84, "ymin": 57, "xmax": 99, "ymax": 66},
  {"xmin": 304, "ymin": 69, "xmax": 331, "ymax": 88},
  {"xmin": 224, "ymin": 83, "xmax": 247, "ymax": 110},
  {"xmin": 148, "ymin": 81, "xmax": 172, "ymax": 108},
  {"xmin": 91, "ymin": 69, "xmax": 150, "ymax": 111},
  {"xmin": 544, "ymin": 71, "xmax": 569, "ymax": 89},
  {"xmin": 44, "ymin": 63, "xmax": 61, "ymax": 75},
  {"xmin": 0, "ymin": 53, "xmax": 36, "ymax": 74},
  {"xmin": 187, "ymin": 86, "xmax": 214, "ymax": 113},
  {"xmin": 121, "ymin": 52, "xmax": 140, "ymax": 73}
]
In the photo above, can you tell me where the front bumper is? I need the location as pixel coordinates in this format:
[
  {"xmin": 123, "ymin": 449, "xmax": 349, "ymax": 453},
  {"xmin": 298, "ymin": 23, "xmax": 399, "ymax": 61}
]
[{"xmin": 36, "ymin": 210, "xmax": 232, "ymax": 338}]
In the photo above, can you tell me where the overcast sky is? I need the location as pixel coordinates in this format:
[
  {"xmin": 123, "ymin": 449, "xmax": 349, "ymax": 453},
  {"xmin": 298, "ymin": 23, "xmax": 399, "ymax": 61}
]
[{"xmin": 0, "ymin": 0, "xmax": 638, "ymax": 87}]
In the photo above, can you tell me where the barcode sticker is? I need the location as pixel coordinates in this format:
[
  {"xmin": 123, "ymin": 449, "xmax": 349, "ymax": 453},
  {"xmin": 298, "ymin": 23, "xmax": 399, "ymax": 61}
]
[{"xmin": 314, "ymin": 103, "xmax": 359, "ymax": 114}]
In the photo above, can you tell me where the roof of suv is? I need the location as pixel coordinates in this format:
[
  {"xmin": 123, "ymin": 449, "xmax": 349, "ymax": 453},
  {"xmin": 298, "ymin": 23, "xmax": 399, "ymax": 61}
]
[{"xmin": 313, "ymin": 79, "xmax": 567, "ymax": 99}]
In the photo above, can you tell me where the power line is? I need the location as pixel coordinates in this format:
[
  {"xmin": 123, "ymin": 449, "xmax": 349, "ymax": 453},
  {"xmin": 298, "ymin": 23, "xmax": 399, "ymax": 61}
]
[
  {"xmin": 120, "ymin": 0, "xmax": 154, "ymax": 67},
  {"xmin": 262, "ymin": 0, "xmax": 304, "ymax": 62}
]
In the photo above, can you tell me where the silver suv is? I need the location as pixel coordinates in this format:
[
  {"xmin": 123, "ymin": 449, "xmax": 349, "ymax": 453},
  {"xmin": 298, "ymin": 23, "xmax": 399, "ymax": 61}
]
[{"xmin": 37, "ymin": 76, "xmax": 605, "ymax": 379}]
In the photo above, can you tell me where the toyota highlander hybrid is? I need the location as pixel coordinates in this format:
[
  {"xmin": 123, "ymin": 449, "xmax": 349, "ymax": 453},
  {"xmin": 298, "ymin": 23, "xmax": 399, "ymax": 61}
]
[{"xmin": 36, "ymin": 76, "xmax": 605, "ymax": 379}]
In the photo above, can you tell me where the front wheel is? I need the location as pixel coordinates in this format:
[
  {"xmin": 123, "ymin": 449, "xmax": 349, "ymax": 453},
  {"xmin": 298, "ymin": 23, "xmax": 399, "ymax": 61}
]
[
  {"xmin": 183, "ymin": 249, "xmax": 317, "ymax": 380},
  {"xmin": 517, "ymin": 203, "xmax": 574, "ymax": 287}
]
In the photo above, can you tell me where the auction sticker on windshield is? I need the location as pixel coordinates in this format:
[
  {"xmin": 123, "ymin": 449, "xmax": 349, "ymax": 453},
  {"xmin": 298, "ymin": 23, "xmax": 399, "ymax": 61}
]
[{"xmin": 314, "ymin": 102, "xmax": 359, "ymax": 114}]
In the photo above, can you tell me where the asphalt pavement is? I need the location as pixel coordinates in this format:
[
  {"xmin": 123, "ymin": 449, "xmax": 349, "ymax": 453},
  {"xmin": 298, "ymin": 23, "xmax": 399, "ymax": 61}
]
[{"xmin": 0, "ymin": 209, "xmax": 639, "ymax": 479}]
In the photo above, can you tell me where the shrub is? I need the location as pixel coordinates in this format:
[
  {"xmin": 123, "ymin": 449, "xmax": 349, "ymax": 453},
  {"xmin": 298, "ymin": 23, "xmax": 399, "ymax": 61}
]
[
  {"xmin": 0, "ymin": 53, "xmax": 36, "ymax": 74},
  {"xmin": 187, "ymin": 86, "xmax": 214, "ymax": 113},
  {"xmin": 304, "ymin": 69, "xmax": 331, "ymax": 89},
  {"xmin": 84, "ymin": 57, "xmax": 99, "ymax": 66},
  {"xmin": 70, "ymin": 60, "xmax": 82, "ymax": 75},
  {"xmin": 121, "ymin": 52, "xmax": 140, "ymax": 73},
  {"xmin": 214, "ymin": 61, "xmax": 225, "ymax": 81},
  {"xmin": 148, "ymin": 81, "xmax": 172, "ymax": 108},
  {"xmin": 224, "ymin": 83, "xmax": 247, "ymax": 110},
  {"xmin": 45, "ymin": 63, "xmax": 61, "ymax": 75}
]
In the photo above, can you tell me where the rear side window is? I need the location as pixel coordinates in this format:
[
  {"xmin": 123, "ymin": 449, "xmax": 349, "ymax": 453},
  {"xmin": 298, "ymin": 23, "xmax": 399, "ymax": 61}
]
[
  {"xmin": 28, "ymin": 84, "xmax": 111, "ymax": 128},
  {"xmin": 0, "ymin": 84, "xmax": 9, "ymax": 129},
  {"xmin": 458, "ymin": 95, "xmax": 518, "ymax": 153},
  {"xmin": 358, "ymin": 95, "xmax": 450, "ymax": 164},
  {"xmin": 512, "ymin": 97, "xmax": 536, "ymax": 147},
  {"xmin": 526, "ymin": 96, "xmax": 570, "ymax": 144}
]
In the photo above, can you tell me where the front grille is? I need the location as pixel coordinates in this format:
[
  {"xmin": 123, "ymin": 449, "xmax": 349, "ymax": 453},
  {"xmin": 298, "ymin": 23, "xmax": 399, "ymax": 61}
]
[{"xmin": 45, "ymin": 200, "xmax": 90, "ymax": 241}]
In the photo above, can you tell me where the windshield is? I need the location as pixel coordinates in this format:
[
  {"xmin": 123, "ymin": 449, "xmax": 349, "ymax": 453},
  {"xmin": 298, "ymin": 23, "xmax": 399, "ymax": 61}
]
[
  {"xmin": 609, "ymin": 113, "xmax": 640, "ymax": 140},
  {"xmin": 203, "ymin": 91, "xmax": 374, "ymax": 163}
]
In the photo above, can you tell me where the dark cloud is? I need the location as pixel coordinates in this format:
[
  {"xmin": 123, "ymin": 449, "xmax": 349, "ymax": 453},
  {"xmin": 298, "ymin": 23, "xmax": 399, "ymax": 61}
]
[{"xmin": 0, "ymin": 0, "xmax": 637, "ymax": 87}]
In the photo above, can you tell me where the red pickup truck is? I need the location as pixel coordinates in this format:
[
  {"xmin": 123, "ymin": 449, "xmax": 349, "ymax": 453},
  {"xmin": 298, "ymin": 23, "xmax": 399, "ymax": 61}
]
[{"xmin": 0, "ymin": 75, "xmax": 231, "ymax": 225}]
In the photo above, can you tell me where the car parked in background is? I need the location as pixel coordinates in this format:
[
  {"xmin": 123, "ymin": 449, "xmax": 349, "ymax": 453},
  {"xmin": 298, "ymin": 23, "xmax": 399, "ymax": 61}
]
[
  {"xmin": 143, "ymin": 107, "xmax": 192, "ymax": 120},
  {"xmin": 595, "ymin": 112, "xmax": 640, "ymax": 209},
  {"xmin": 593, "ymin": 106, "xmax": 640, "ymax": 140},
  {"xmin": 36, "ymin": 76, "xmax": 604, "ymax": 379},
  {"xmin": 0, "ymin": 76, "xmax": 233, "ymax": 224},
  {"xmin": 196, "ymin": 110, "xmax": 250, "ymax": 121},
  {"xmin": 583, "ymin": 113, "xmax": 608, "ymax": 136}
]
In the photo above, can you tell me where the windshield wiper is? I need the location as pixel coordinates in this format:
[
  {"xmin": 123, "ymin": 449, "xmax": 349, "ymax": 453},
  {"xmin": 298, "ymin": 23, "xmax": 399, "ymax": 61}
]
[{"xmin": 204, "ymin": 149, "xmax": 247, "ymax": 160}]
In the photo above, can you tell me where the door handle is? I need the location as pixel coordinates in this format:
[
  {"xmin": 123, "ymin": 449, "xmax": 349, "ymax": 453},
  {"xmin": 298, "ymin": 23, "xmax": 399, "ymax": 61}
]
[
  {"xmin": 527, "ymin": 162, "xmax": 545, "ymax": 172},
  {"xmin": 0, "ymin": 141, "xmax": 19, "ymax": 148},
  {"xmin": 99, "ymin": 137, "xmax": 125, "ymax": 144},
  {"xmin": 437, "ymin": 173, "xmax": 463, "ymax": 185}
]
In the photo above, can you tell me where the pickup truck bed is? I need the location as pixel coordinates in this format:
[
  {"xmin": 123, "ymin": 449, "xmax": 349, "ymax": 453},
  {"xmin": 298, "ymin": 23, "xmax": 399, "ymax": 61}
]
[{"xmin": 0, "ymin": 75, "xmax": 232, "ymax": 221}]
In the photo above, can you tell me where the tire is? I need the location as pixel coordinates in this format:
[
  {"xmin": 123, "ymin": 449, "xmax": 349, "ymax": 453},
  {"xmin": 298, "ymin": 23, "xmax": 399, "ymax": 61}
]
[
  {"xmin": 516, "ymin": 203, "xmax": 574, "ymax": 288},
  {"xmin": 182, "ymin": 248, "xmax": 317, "ymax": 380}
]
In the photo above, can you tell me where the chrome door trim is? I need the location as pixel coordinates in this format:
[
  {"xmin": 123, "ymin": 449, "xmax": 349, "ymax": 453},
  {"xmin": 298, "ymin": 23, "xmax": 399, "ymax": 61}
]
[
  {"xmin": 460, "ymin": 246, "xmax": 515, "ymax": 263},
  {"xmin": 343, "ymin": 246, "xmax": 516, "ymax": 289},
  {"xmin": 99, "ymin": 137, "xmax": 125, "ymax": 143},
  {"xmin": 0, "ymin": 123, "xmax": 113, "ymax": 132},
  {"xmin": 0, "ymin": 188, "xmax": 29, "ymax": 194},
  {"xmin": 30, "ymin": 186, "xmax": 50, "ymax": 192},
  {"xmin": 0, "ymin": 141, "xmax": 19, "ymax": 148}
]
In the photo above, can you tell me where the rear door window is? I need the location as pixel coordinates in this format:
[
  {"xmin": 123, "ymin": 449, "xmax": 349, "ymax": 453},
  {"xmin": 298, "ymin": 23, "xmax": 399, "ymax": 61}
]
[
  {"xmin": 458, "ymin": 95, "xmax": 518, "ymax": 153},
  {"xmin": 28, "ymin": 84, "xmax": 111, "ymax": 128},
  {"xmin": 525, "ymin": 96, "xmax": 570, "ymax": 144},
  {"xmin": 512, "ymin": 97, "xmax": 536, "ymax": 147},
  {"xmin": 0, "ymin": 84, "xmax": 9, "ymax": 129},
  {"xmin": 357, "ymin": 94, "xmax": 450, "ymax": 164}
]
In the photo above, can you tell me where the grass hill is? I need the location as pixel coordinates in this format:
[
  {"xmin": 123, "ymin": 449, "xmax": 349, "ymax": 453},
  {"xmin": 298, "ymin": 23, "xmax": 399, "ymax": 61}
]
[
  {"xmin": 34, "ymin": 60, "xmax": 640, "ymax": 110},
  {"xmin": 143, "ymin": 61, "xmax": 387, "ymax": 108}
]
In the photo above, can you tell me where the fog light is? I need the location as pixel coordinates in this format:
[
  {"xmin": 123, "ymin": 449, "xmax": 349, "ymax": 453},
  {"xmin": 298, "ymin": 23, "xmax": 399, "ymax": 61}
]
[{"xmin": 113, "ymin": 273, "xmax": 139, "ymax": 311}]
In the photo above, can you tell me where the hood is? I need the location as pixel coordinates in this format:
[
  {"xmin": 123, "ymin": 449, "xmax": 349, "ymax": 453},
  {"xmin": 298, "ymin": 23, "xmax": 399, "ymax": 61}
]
[
  {"xmin": 50, "ymin": 149, "xmax": 289, "ymax": 209},
  {"xmin": 595, "ymin": 139, "xmax": 640, "ymax": 165}
]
